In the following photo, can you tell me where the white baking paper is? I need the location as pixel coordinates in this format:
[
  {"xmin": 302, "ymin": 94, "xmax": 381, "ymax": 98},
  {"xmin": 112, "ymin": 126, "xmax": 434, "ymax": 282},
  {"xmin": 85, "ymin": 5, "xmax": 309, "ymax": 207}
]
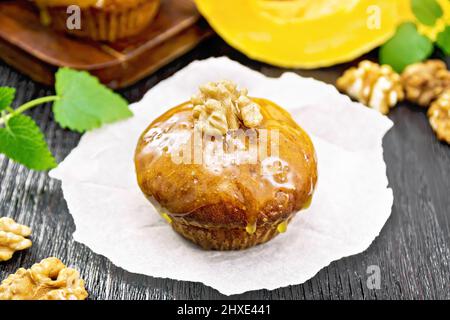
[{"xmin": 50, "ymin": 57, "xmax": 393, "ymax": 295}]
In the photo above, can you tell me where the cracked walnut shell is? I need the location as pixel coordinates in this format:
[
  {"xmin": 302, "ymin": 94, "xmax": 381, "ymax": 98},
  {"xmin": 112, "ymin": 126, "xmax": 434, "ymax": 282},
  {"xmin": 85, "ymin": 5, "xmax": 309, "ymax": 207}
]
[
  {"xmin": 0, "ymin": 217, "xmax": 32, "ymax": 262},
  {"xmin": 337, "ymin": 60, "xmax": 404, "ymax": 115},
  {"xmin": 0, "ymin": 257, "xmax": 88, "ymax": 300},
  {"xmin": 191, "ymin": 80, "xmax": 263, "ymax": 135},
  {"xmin": 428, "ymin": 90, "xmax": 450, "ymax": 144},
  {"xmin": 402, "ymin": 60, "xmax": 450, "ymax": 107}
]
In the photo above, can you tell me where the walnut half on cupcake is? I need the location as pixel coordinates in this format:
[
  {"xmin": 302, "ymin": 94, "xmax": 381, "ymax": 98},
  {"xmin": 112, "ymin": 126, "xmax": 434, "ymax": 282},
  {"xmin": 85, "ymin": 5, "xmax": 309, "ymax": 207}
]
[
  {"xmin": 34, "ymin": 0, "xmax": 160, "ymax": 42},
  {"xmin": 135, "ymin": 81, "xmax": 318, "ymax": 250}
]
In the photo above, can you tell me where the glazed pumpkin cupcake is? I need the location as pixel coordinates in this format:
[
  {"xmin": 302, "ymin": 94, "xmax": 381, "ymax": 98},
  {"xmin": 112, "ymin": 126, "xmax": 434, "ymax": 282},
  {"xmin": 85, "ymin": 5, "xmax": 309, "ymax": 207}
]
[
  {"xmin": 135, "ymin": 80, "xmax": 318, "ymax": 250},
  {"xmin": 34, "ymin": 0, "xmax": 160, "ymax": 42}
]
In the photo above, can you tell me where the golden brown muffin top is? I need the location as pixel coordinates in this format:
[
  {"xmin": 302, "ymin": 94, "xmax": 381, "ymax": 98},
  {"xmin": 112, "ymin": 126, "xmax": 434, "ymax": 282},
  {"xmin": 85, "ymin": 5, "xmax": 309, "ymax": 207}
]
[
  {"xmin": 34, "ymin": 0, "xmax": 150, "ymax": 10},
  {"xmin": 135, "ymin": 92, "xmax": 318, "ymax": 229}
]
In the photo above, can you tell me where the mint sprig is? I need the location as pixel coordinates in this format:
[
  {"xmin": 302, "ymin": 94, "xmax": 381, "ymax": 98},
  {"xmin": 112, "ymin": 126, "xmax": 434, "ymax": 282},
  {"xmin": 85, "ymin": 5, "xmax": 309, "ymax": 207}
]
[
  {"xmin": 437, "ymin": 26, "xmax": 450, "ymax": 55},
  {"xmin": 379, "ymin": 0, "xmax": 448, "ymax": 72},
  {"xmin": 54, "ymin": 68, "xmax": 132, "ymax": 132},
  {"xmin": 0, "ymin": 87, "xmax": 15, "ymax": 111},
  {"xmin": 411, "ymin": 0, "xmax": 443, "ymax": 26},
  {"xmin": 379, "ymin": 22, "xmax": 434, "ymax": 73},
  {"xmin": 0, "ymin": 114, "xmax": 57, "ymax": 170},
  {"xmin": 0, "ymin": 68, "xmax": 132, "ymax": 171}
]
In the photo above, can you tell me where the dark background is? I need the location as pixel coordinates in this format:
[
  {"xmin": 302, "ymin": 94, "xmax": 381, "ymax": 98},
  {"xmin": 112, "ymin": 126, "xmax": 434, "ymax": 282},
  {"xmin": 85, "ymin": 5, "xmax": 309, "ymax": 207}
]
[{"xmin": 0, "ymin": 36, "xmax": 449, "ymax": 300}]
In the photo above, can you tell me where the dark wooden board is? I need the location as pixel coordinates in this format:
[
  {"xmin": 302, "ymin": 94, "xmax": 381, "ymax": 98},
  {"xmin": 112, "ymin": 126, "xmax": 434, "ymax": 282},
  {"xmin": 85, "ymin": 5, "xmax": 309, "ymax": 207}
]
[
  {"xmin": 0, "ymin": 0, "xmax": 212, "ymax": 88},
  {"xmin": 0, "ymin": 36, "xmax": 449, "ymax": 300}
]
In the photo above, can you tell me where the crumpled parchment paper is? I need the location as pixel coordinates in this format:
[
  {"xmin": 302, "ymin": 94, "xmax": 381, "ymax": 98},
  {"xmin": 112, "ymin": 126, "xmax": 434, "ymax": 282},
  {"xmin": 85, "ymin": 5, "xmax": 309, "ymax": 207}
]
[{"xmin": 50, "ymin": 57, "xmax": 393, "ymax": 295}]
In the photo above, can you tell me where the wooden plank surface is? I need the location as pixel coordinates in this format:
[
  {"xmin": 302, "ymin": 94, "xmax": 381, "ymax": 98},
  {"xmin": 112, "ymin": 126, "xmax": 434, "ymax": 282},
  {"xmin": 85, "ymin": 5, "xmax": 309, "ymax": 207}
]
[{"xmin": 0, "ymin": 36, "xmax": 449, "ymax": 300}]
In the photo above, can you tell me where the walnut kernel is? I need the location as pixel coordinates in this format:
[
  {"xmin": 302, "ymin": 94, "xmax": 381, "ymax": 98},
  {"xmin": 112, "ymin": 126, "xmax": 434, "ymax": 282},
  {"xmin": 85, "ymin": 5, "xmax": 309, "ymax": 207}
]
[
  {"xmin": 337, "ymin": 60, "xmax": 404, "ymax": 115},
  {"xmin": 428, "ymin": 90, "xmax": 450, "ymax": 144},
  {"xmin": 401, "ymin": 60, "xmax": 450, "ymax": 107},
  {"xmin": 0, "ymin": 257, "xmax": 88, "ymax": 300},
  {"xmin": 0, "ymin": 217, "xmax": 32, "ymax": 262},
  {"xmin": 191, "ymin": 80, "xmax": 263, "ymax": 135}
]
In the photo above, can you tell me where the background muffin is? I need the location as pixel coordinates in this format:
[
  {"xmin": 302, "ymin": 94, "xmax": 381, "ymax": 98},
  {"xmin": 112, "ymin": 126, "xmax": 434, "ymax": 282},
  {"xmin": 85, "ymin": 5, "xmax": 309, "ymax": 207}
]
[
  {"xmin": 135, "ymin": 81, "xmax": 318, "ymax": 250},
  {"xmin": 35, "ymin": 0, "xmax": 160, "ymax": 42}
]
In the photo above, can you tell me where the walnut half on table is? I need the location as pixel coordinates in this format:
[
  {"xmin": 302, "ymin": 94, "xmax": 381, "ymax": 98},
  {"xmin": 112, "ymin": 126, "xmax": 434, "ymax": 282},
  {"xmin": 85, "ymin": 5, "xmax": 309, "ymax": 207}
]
[
  {"xmin": 336, "ymin": 60, "xmax": 404, "ymax": 115},
  {"xmin": 0, "ymin": 257, "xmax": 88, "ymax": 300},
  {"xmin": 0, "ymin": 217, "xmax": 32, "ymax": 262},
  {"xmin": 402, "ymin": 60, "xmax": 450, "ymax": 107},
  {"xmin": 428, "ymin": 90, "xmax": 450, "ymax": 144}
]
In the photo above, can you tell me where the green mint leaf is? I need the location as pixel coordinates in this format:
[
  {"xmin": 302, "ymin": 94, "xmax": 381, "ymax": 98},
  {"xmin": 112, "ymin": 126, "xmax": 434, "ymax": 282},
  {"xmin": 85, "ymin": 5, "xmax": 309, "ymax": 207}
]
[
  {"xmin": 53, "ymin": 68, "xmax": 132, "ymax": 133},
  {"xmin": 379, "ymin": 22, "xmax": 434, "ymax": 73},
  {"xmin": 0, "ymin": 114, "xmax": 57, "ymax": 170},
  {"xmin": 411, "ymin": 0, "xmax": 443, "ymax": 26},
  {"xmin": 437, "ymin": 25, "xmax": 450, "ymax": 55},
  {"xmin": 0, "ymin": 87, "xmax": 16, "ymax": 111}
]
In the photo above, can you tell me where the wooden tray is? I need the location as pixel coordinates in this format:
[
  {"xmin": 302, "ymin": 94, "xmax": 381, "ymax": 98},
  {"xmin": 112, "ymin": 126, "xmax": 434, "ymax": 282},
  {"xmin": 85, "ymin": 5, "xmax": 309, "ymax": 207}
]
[{"xmin": 0, "ymin": 0, "xmax": 213, "ymax": 88}]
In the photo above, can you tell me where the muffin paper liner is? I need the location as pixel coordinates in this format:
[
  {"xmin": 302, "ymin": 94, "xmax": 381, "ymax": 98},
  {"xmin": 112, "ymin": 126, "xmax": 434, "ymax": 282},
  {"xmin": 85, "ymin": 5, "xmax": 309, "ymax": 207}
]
[{"xmin": 171, "ymin": 216, "xmax": 293, "ymax": 251}]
